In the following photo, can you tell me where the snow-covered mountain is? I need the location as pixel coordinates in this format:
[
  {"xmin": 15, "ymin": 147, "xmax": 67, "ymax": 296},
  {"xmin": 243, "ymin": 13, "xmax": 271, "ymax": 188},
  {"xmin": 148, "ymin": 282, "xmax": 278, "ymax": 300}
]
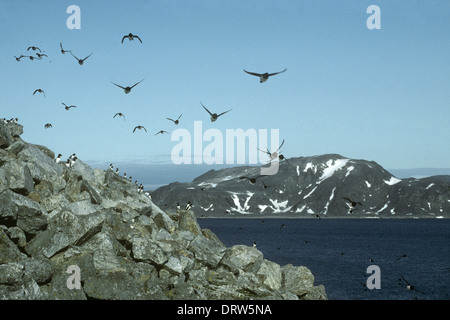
[{"xmin": 151, "ymin": 154, "xmax": 450, "ymax": 218}]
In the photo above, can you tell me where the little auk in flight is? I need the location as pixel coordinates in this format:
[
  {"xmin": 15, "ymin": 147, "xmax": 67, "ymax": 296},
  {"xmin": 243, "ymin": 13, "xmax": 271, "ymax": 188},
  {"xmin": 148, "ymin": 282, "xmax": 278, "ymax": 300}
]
[
  {"xmin": 33, "ymin": 89, "xmax": 45, "ymax": 98},
  {"xmin": 113, "ymin": 113, "xmax": 126, "ymax": 121},
  {"xmin": 27, "ymin": 46, "xmax": 42, "ymax": 53},
  {"xmin": 243, "ymin": 68, "xmax": 287, "ymax": 83},
  {"xmin": 122, "ymin": 33, "xmax": 143, "ymax": 44},
  {"xmin": 201, "ymin": 102, "xmax": 231, "ymax": 122},
  {"xmin": 62, "ymin": 103, "xmax": 77, "ymax": 110},
  {"xmin": 112, "ymin": 79, "xmax": 144, "ymax": 94},
  {"xmin": 70, "ymin": 52, "xmax": 93, "ymax": 65},
  {"xmin": 133, "ymin": 125, "xmax": 147, "ymax": 133},
  {"xmin": 44, "ymin": 123, "xmax": 52, "ymax": 129},
  {"xmin": 239, "ymin": 175, "xmax": 267, "ymax": 185},
  {"xmin": 155, "ymin": 130, "xmax": 170, "ymax": 135},
  {"xmin": 60, "ymin": 42, "xmax": 72, "ymax": 54},
  {"xmin": 166, "ymin": 114, "xmax": 182, "ymax": 125}
]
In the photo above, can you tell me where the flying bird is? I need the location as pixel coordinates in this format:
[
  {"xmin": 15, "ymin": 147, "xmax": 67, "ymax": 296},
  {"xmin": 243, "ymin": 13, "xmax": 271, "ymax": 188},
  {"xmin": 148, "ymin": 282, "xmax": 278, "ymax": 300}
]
[
  {"xmin": 35, "ymin": 53, "xmax": 48, "ymax": 59},
  {"xmin": 133, "ymin": 125, "xmax": 147, "ymax": 133},
  {"xmin": 258, "ymin": 139, "xmax": 285, "ymax": 161},
  {"xmin": 23, "ymin": 55, "xmax": 40, "ymax": 61},
  {"xmin": 122, "ymin": 33, "xmax": 143, "ymax": 43},
  {"xmin": 396, "ymin": 254, "xmax": 413, "ymax": 261},
  {"xmin": 239, "ymin": 175, "xmax": 267, "ymax": 184},
  {"xmin": 33, "ymin": 89, "xmax": 45, "ymax": 98},
  {"xmin": 113, "ymin": 113, "xmax": 126, "ymax": 121},
  {"xmin": 60, "ymin": 42, "xmax": 72, "ymax": 54},
  {"xmin": 166, "ymin": 114, "xmax": 182, "ymax": 125},
  {"xmin": 70, "ymin": 52, "xmax": 93, "ymax": 65},
  {"xmin": 278, "ymin": 154, "xmax": 294, "ymax": 168},
  {"xmin": 44, "ymin": 123, "xmax": 52, "ymax": 129},
  {"xmin": 111, "ymin": 79, "xmax": 144, "ymax": 94},
  {"xmin": 342, "ymin": 197, "xmax": 362, "ymax": 213},
  {"xmin": 14, "ymin": 55, "xmax": 25, "ymax": 62},
  {"xmin": 398, "ymin": 275, "xmax": 425, "ymax": 294},
  {"xmin": 62, "ymin": 103, "xmax": 77, "ymax": 110},
  {"xmin": 27, "ymin": 46, "xmax": 42, "ymax": 53},
  {"xmin": 201, "ymin": 102, "xmax": 231, "ymax": 122},
  {"xmin": 155, "ymin": 130, "xmax": 170, "ymax": 135},
  {"xmin": 243, "ymin": 68, "xmax": 287, "ymax": 83}
]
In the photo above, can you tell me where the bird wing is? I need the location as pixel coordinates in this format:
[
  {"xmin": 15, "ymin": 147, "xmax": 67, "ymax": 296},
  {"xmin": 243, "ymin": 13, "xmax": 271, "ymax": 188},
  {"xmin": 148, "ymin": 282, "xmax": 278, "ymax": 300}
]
[
  {"xmin": 201, "ymin": 103, "xmax": 213, "ymax": 116},
  {"xmin": 142, "ymin": 126, "xmax": 147, "ymax": 132},
  {"xmin": 342, "ymin": 197, "xmax": 352, "ymax": 204},
  {"xmin": 82, "ymin": 53, "xmax": 93, "ymax": 61},
  {"xmin": 166, "ymin": 118, "xmax": 175, "ymax": 122},
  {"xmin": 70, "ymin": 52, "xmax": 79, "ymax": 60},
  {"xmin": 277, "ymin": 139, "xmax": 285, "ymax": 152},
  {"xmin": 33, "ymin": 90, "xmax": 38, "ymax": 95},
  {"xmin": 239, "ymin": 176, "xmax": 250, "ymax": 181},
  {"xmin": 217, "ymin": 109, "xmax": 232, "ymax": 117},
  {"xmin": 135, "ymin": 35, "xmax": 143, "ymax": 43},
  {"xmin": 243, "ymin": 69, "xmax": 262, "ymax": 77},
  {"xmin": 269, "ymin": 68, "xmax": 287, "ymax": 76},
  {"xmin": 111, "ymin": 82, "xmax": 126, "ymax": 90},
  {"xmin": 133, "ymin": 126, "xmax": 137, "ymax": 133},
  {"xmin": 121, "ymin": 35, "xmax": 127, "ymax": 43},
  {"xmin": 177, "ymin": 114, "xmax": 183, "ymax": 120},
  {"xmin": 130, "ymin": 79, "xmax": 144, "ymax": 89}
]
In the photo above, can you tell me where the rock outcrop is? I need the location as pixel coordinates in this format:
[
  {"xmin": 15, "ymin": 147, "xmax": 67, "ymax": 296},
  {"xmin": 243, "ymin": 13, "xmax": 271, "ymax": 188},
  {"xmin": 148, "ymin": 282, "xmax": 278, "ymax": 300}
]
[{"xmin": 0, "ymin": 120, "xmax": 326, "ymax": 300}]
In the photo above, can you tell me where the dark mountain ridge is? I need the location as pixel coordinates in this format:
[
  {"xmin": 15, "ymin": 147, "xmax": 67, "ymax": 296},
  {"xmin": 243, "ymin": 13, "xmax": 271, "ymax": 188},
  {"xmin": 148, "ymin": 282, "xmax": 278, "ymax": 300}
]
[{"xmin": 152, "ymin": 154, "xmax": 450, "ymax": 218}]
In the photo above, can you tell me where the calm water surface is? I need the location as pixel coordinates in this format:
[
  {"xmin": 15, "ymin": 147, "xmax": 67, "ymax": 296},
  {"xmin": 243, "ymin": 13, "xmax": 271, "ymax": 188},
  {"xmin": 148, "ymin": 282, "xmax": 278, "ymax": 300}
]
[{"xmin": 197, "ymin": 218, "xmax": 450, "ymax": 300}]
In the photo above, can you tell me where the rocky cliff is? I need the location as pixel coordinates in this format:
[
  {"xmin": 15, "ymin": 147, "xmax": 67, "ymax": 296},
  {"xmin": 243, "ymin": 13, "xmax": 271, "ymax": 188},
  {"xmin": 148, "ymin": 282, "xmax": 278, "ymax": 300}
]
[
  {"xmin": 152, "ymin": 155, "xmax": 450, "ymax": 218},
  {"xmin": 0, "ymin": 120, "xmax": 326, "ymax": 300}
]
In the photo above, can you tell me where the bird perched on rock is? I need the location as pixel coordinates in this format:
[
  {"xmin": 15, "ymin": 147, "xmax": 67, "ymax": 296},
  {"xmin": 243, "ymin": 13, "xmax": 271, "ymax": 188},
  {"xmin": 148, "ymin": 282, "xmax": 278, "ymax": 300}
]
[
  {"xmin": 243, "ymin": 68, "xmax": 287, "ymax": 83},
  {"xmin": 122, "ymin": 33, "xmax": 142, "ymax": 43},
  {"xmin": 55, "ymin": 154, "xmax": 62, "ymax": 163},
  {"xmin": 201, "ymin": 102, "xmax": 231, "ymax": 122},
  {"xmin": 111, "ymin": 79, "xmax": 144, "ymax": 94}
]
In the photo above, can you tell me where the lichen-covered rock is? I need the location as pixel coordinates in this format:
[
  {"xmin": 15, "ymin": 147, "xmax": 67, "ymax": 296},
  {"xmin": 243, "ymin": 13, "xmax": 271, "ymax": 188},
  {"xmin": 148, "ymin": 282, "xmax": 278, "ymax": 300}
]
[{"xmin": 0, "ymin": 120, "xmax": 327, "ymax": 300}]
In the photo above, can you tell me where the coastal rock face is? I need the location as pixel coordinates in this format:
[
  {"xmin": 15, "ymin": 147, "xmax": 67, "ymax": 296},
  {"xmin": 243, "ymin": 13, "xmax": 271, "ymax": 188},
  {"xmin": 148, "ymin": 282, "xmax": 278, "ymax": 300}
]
[
  {"xmin": 151, "ymin": 155, "xmax": 450, "ymax": 218},
  {"xmin": 0, "ymin": 120, "xmax": 326, "ymax": 300}
]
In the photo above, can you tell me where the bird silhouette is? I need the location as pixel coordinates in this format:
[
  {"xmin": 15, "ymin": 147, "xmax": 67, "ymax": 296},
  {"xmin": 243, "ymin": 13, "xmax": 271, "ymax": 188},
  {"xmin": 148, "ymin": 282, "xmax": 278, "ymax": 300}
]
[
  {"xmin": 33, "ymin": 89, "xmax": 45, "ymax": 98},
  {"xmin": 122, "ymin": 33, "xmax": 142, "ymax": 43},
  {"xmin": 258, "ymin": 139, "xmax": 285, "ymax": 161},
  {"xmin": 201, "ymin": 102, "xmax": 231, "ymax": 122},
  {"xmin": 113, "ymin": 113, "xmax": 126, "ymax": 121},
  {"xmin": 133, "ymin": 125, "xmax": 147, "ymax": 133},
  {"xmin": 243, "ymin": 68, "xmax": 287, "ymax": 83},
  {"xmin": 239, "ymin": 175, "xmax": 267, "ymax": 184},
  {"xmin": 396, "ymin": 254, "xmax": 412, "ymax": 261},
  {"xmin": 62, "ymin": 103, "xmax": 77, "ymax": 110},
  {"xmin": 167, "ymin": 114, "xmax": 182, "ymax": 125},
  {"xmin": 27, "ymin": 46, "xmax": 42, "ymax": 53},
  {"xmin": 155, "ymin": 130, "xmax": 170, "ymax": 135},
  {"xmin": 36, "ymin": 53, "xmax": 48, "ymax": 59},
  {"xmin": 44, "ymin": 123, "xmax": 52, "ymax": 129},
  {"xmin": 70, "ymin": 52, "xmax": 92, "ymax": 65},
  {"xmin": 399, "ymin": 275, "xmax": 425, "ymax": 294},
  {"xmin": 112, "ymin": 79, "xmax": 144, "ymax": 94},
  {"xmin": 60, "ymin": 42, "xmax": 72, "ymax": 54},
  {"xmin": 14, "ymin": 55, "xmax": 25, "ymax": 62},
  {"xmin": 342, "ymin": 197, "xmax": 362, "ymax": 213}
]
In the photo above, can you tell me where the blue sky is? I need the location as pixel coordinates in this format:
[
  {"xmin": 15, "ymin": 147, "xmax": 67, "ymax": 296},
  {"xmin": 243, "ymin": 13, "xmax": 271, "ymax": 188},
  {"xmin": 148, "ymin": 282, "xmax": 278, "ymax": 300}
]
[{"xmin": 1, "ymin": 1, "xmax": 449, "ymax": 188}]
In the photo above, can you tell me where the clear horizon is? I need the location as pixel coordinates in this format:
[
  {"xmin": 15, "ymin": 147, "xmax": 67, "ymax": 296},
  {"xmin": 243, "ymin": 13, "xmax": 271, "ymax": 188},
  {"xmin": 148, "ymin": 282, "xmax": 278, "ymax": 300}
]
[{"xmin": 1, "ymin": 1, "xmax": 449, "ymax": 186}]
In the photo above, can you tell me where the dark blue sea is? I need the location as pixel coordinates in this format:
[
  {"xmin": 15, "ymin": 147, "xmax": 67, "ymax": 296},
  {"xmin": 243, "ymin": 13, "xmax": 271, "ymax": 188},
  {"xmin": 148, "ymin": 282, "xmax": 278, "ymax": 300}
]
[{"xmin": 197, "ymin": 218, "xmax": 450, "ymax": 300}]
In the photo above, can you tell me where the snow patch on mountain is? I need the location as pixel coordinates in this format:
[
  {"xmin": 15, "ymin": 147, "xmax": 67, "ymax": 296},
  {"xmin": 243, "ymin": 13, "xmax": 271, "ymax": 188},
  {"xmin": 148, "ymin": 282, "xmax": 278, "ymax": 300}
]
[{"xmin": 318, "ymin": 159, "xmax": 349, "ymax": 183}]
